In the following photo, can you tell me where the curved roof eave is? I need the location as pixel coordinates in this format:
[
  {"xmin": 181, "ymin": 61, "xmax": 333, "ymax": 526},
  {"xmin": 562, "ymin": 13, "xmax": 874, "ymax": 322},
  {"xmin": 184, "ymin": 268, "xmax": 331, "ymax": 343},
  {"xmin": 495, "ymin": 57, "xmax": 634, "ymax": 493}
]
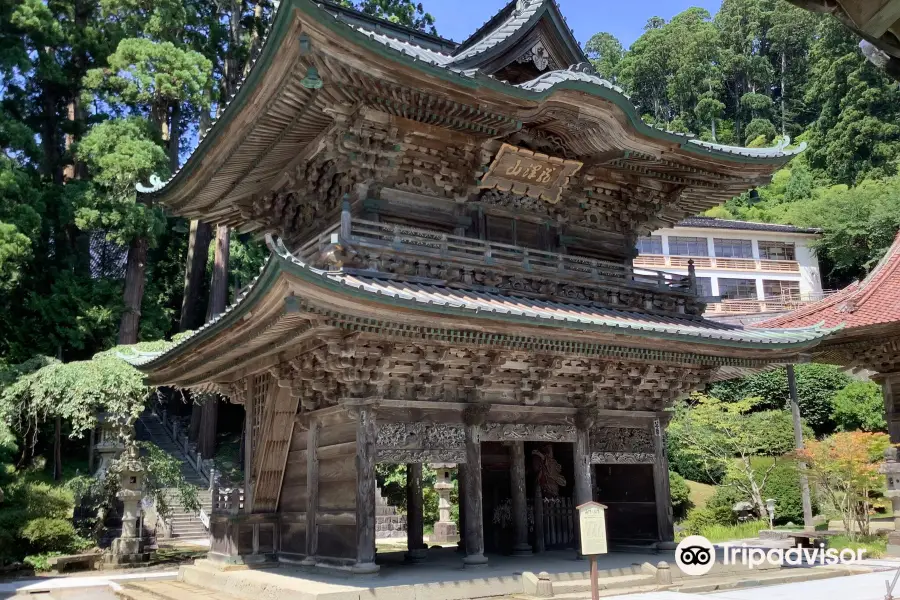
[{"xmin": 137, "ymin": 0, "xmax": 805, "ymax": 204}]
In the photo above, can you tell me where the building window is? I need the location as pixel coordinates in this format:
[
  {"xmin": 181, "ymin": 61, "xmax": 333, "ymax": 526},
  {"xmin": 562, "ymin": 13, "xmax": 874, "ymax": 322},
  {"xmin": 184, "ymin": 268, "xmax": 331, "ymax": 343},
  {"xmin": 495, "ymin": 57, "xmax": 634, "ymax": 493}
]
[
  {"xmin": 759, "ymin": 241, "xmax": 796, "ymax": 261},
  {"xmin": 695, "ymin": 277, "xmax": 712, "ymax": 297},
  {"xmin": 718, "ymin": 278, "xmax": 758, "ymax": 300},
  {"xmin": 714, "ymin": 238, "xmax": 754, "ymax": 258},
  {"xmin": 636, "ymin": 235, "xmax": 663, "ymax": 254},
  {"xmin": 763, "ymin": 280, "xmax": 801, "ymax": 300},
  {"xmin": 668, "ymin": 236, "xmax": 709, "ymax": 257}
]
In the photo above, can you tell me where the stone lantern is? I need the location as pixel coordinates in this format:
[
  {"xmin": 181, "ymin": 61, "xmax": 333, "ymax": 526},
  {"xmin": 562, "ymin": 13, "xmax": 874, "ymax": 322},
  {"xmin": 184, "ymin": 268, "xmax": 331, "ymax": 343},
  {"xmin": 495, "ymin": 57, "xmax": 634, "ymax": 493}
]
[
  {"xmin": 429, "ymin": 463, "xmax": 458, "ymax": 543},
  {"xmin": 108, "ymin": 443, "xmax": 150, "ymax": 565},
  {"xmin": 881, "ymin": 447, "xmax": 900, "ymax": 555},
  {"xmin": 93, "ymin": 413, "xmax": 125, "ymax": 478}
]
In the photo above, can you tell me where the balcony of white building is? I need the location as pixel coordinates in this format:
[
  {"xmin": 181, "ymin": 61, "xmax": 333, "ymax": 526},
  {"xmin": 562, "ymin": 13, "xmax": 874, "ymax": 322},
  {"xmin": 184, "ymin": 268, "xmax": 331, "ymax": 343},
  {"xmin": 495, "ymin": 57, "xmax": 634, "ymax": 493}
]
[{"xmin": 635, "ymin": 217, "xmax": 833, "ymax": 324}]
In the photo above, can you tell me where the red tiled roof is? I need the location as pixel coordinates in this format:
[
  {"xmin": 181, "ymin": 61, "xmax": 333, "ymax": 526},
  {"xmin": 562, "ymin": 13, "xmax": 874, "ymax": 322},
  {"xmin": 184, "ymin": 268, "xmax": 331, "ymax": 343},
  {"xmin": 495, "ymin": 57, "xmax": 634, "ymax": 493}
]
[{"xmin": 758, "ymin": 231, "xmax": 900, "ymax": 330}]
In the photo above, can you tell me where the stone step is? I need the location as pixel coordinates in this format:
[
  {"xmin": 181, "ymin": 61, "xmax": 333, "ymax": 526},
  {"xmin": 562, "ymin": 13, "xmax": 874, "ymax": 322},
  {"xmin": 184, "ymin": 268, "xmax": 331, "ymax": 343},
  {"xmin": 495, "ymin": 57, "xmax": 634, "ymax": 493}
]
[
  {"xmin": 119, "ymin": 580, "xmax": 243, "ymax": 600},
  {"xmin": 550, "ymin": 573, "xmax": 657, "ymax": 595}
]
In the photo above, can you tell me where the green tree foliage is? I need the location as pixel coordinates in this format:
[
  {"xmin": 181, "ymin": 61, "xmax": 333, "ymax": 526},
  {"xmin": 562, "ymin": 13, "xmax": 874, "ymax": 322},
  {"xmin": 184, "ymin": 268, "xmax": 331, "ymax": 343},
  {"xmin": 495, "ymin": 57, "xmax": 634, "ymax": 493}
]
[
  {"xmin": 831, "ymin": 381, "xmax": 887, "ymax": 433},
  {"xmin": 585, "ymin": 32, "xmax": 624, "ymax": 83},
  {"xmin": 669, "ymin": 470, "xmax": 693, "ymax": 521},
  {"xmin": 667, "ymin": 394, "xmax": 806, "ymax": 514},
  {"xmin": 340, "ymin": 0, "xmax": 436, "ymax": 34},
  {"xmin": 709, "ymin": 364, "xmax": 851, "ymax": 436}
]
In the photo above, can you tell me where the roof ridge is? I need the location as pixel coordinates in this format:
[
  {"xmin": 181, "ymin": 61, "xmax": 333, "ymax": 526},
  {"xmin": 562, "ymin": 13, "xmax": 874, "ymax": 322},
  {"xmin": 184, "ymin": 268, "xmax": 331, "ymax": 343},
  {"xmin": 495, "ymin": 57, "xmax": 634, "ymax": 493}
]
[
  {"xmin": 755, "ymin": 284, "xmax": 860, "ymax": 328},
  {"xmin": 849, "ymin": 231, "xmax": 900, "ymax": 309},
  {"xmin": 317, "ymin": 0, "xmax": 457, "ymax": 49},
  {"xmin": 454, "ymin": 0, "xmax": 521, "ymax": 53}
]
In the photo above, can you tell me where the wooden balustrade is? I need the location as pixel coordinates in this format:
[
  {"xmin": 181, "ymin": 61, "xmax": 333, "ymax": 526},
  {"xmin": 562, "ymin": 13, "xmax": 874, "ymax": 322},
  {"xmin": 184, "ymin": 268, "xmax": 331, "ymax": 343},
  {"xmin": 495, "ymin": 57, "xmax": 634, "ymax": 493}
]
[{"xmin": 296, "ymin": 218, "xmax": 694, "ymax": 294}]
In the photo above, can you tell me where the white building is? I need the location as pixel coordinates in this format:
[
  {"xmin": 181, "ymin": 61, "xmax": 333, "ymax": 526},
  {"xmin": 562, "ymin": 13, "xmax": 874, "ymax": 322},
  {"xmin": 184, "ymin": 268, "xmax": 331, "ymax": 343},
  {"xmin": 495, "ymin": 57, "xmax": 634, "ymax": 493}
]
[{"xmin": 635, "ymin": 217, "xmax": 825, "ymax": 318}]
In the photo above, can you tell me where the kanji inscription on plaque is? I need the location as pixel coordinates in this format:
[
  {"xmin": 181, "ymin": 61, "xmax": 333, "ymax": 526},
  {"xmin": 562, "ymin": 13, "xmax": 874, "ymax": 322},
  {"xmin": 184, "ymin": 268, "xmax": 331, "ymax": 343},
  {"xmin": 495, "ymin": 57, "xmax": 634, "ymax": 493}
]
[{"xmin": 480, "ymin": 143, "xmax": 582, "ymax": 204}]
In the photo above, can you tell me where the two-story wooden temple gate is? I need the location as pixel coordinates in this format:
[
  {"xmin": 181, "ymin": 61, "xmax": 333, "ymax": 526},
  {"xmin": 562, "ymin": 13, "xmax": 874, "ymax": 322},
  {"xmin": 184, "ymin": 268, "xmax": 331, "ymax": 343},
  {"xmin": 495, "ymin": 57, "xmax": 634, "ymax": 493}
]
[{"xmin": 127, "ymin": 0, "xmax": 834, "ymax": 573}]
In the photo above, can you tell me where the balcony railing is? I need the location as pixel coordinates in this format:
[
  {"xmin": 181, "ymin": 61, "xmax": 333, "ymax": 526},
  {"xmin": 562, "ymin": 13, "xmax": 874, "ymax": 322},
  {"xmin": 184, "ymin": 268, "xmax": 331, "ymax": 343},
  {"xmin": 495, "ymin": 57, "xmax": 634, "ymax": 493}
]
[
  {"xmin": 634, "ymin": 254, "xmax": 800, "ymax": 273},
  {"xmin": 706, "ymin": 292, "xmax": 836, "ymax": 315},
  {"xmin": 297, "ymin": 218, "xmax": 696, "ymax": 295}
]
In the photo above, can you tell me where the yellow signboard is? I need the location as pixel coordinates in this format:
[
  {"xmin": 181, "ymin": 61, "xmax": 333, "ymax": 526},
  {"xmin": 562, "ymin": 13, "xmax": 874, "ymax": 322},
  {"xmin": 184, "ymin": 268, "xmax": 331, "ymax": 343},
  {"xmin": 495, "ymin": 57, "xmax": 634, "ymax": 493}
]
[{"xmin": 577, "ymin": 501, "xmax": 608, "ymax": 556}]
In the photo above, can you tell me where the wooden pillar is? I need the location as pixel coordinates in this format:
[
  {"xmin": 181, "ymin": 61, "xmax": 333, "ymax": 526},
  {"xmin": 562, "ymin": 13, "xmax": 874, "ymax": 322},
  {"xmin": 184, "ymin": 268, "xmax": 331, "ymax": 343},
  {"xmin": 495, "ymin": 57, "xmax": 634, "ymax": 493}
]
[
  {"xmin": 509, "ymin": 441, "xmax": 532, "ymax": 555},
  {"xmin": 354, "ymin": 406, "xmax": 379, "ymax": 573},
  {"xmin": 243, "ymin": 394, "xmax": 254, "ymax": 513},
  {"xmin": 533, "ymin": 478, "xmax": 545, "ymax": 553},
  {"xmin": 456, "ymin": 463, "xmax": 467, "ymax": 553},
  {"xmin": 406, "ymin": 463, "xmax": 427, "ymax": 563},
  {"xmin": 651, "ymin": 418, "xmax": 675, "ymax": 545},
  {"xmin": 881, "ymin": 373, "xmax": 900, "ymax": 444},
  {"xmin": 573, "ymin": 416, "xmax": 592, "ymax": 558},
  {"xmin": 302, "ymin": 418, "xmax": 319, "ymax": 566},
  {"xmin": 462, "ymin": 404, "xmax": 490, "ymax": 567},
  {"xmin": 198, "ymin": 394, "xmax": 218, "ymax": 459}
]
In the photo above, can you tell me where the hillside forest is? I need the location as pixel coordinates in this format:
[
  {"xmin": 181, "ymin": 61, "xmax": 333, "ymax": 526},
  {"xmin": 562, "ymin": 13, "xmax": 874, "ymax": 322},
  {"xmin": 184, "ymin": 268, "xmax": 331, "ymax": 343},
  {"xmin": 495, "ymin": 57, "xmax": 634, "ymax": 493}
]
[{"xmin": 0, "ymin": 0, "xmax": 898, "ymax": 565}]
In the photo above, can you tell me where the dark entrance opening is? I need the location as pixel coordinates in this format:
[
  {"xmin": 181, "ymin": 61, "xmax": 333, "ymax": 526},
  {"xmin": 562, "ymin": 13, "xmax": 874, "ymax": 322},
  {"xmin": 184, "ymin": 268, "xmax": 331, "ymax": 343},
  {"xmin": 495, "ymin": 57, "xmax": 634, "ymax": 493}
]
[
  {"xmin": 480, "ymin": 441, "xmax": 578, "ymax": 554},
  {"xmin": 593, "ymin": 463, "xmax": 658, "ymax": 543}
]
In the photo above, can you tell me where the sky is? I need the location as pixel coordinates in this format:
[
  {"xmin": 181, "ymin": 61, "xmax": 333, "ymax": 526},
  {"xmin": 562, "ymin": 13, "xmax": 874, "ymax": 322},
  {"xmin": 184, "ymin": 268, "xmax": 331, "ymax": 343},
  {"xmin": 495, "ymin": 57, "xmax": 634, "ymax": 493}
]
[{"xmin": 426, "ymin": 0, "xmax": 724, "ymax": 49}]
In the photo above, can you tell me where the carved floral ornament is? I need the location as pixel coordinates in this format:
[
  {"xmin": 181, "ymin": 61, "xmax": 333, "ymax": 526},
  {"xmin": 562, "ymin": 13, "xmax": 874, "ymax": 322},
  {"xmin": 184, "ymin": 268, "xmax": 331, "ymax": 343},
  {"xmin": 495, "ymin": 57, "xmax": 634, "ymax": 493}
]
[
  {"xmin": 480, "ymin": 143, "xmax": 582, "ymax": 204},
  {"xmin": 517, "ymin": 40, "xmax": 554, "ymax": 71}
]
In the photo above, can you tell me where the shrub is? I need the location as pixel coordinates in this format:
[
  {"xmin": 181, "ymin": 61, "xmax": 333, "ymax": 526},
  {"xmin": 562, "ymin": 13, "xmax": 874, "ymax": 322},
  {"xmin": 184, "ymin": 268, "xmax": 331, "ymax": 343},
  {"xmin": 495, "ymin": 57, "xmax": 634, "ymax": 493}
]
[
  {"xmin": 670, "ymin": 471, "xmax": 692, "ymax": 521},
  {"xmin": 759, "ymin": 459, "xmax": 818, "ymax": 525},
  {"xmin": 831, "ymin": 381, "xmax": 886, "ymax": 432},
  {"xmin": 23, "ymin": 551, "xmax": 63, "ymax": 572},
  {"xmin": 20, "ymin": 518, "xmax": 83, "ymax": 554}
]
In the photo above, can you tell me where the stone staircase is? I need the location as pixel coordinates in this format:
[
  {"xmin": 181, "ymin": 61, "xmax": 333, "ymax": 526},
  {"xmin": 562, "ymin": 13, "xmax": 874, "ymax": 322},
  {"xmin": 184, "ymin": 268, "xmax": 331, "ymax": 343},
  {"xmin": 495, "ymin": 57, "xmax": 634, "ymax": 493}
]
[
  {"xmin": 376, "ymin": 485, "xmax": 406, "ymax": 539},
  {"xmin": 136, "ymin": 411, "xmax": 211, "ymax": 540}
]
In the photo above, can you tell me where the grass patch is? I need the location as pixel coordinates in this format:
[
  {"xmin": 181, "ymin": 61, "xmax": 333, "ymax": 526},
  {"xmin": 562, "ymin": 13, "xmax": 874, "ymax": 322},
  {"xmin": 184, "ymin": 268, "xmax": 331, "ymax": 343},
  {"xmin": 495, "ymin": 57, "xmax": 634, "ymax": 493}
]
[
  {"xmin": 694, "ymin": 520, "xmax": 767, "ymax": 543},
  {"xmin": 686, "ymin": 480, "xmax": 716, "ymax": 509},
  {"xmin": 827, "ymin": 534, "xmax": 887, "ymax": 559}
]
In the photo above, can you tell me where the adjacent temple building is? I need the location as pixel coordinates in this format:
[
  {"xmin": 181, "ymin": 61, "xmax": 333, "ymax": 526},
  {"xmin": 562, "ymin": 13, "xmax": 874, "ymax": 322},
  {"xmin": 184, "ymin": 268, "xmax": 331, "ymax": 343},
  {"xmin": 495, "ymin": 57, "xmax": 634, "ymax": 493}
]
[{"xmin": 128, "ymin": 0, "xmax": 834, "ymax": 572}]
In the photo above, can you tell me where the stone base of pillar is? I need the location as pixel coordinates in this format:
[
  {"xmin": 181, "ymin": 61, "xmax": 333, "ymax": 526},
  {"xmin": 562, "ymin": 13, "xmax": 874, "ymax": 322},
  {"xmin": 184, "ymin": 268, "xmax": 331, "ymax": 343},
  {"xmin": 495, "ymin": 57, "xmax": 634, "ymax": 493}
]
[
  {"xmin": 300, "ymin": 556, "xmax": 317, "ymax": 566},
  {"xmin": 462, "ymin": 553, "xmax": 488, "ymax": 568},
  {"xmin": 888, "ymin": 532, "xmax": 900, "ymax": 557},
  {"xmin": 656, "ymin": 541, "xmax": 678, "ymax": 551},
  {"xmin": 512, "ymin": 543, "xmax": 533, "ymax": 556},
  {"xmin": 431, "ymin": 521, "xmax": 458, "ymax": 543},
  {"xmin": 350, "ymin": 561, "xmax": 381, "ymax": 574},
  {"xmin": 405, "ymin": 547, "xmax": 428, "ymax": 563},
  {"xmin": 106, "ymin": 537, "xmax": 150, "ymax": 567}
]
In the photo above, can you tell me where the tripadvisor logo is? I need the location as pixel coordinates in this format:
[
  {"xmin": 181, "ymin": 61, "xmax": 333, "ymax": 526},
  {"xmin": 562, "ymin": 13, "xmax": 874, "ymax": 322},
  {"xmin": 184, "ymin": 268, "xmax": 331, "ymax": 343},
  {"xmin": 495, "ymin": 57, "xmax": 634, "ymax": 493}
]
[
  {"xmin": 675, "ymin": 535, "xmax": 869, "ymax": 576},
  {"xmin": 676, "ymin": 535, "xmax": 716, "ymax": 576}
]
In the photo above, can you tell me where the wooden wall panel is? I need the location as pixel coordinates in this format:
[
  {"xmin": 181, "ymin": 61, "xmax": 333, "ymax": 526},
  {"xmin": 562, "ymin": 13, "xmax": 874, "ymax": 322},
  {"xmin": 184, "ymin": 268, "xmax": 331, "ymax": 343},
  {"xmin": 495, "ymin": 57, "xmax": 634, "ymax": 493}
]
[
  {"xmin": 318, "ymin": 422, "xmax": 357, "ymax": 447},
  {"xmin": 317, "ymin": 524, "xmax": 357, "ymax": 560},
  {"xmin": 280, "ymin": 522, "xmax": 307, "ymax": 555},
  {"xmin": 279, "ymin": 483, "xmax": 308, "ymax": 512}
]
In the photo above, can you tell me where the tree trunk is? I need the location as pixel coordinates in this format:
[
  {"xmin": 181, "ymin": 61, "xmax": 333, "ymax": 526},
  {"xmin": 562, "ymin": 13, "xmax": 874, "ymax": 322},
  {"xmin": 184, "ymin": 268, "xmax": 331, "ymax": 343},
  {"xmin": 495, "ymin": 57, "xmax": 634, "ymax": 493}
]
[
  {"xmin": 118, "ymin": 236, "xmax": 149, "ymax": 345},
  {"xmin": 787, "ymin": 365, "xmax": 815, "ymax": 530},
  {"xmin": 180, "ymin": 220, "xmax": 213, "ymax": 331},
  {"xmin": 781, "ymin": 51, "xmax": 787, "ymax": 138},
  {"xmin": 53, "ymin": 417, "xmax": 62, "ymax": 481},
  {"xmin": 168, "ymin": 103, "xmax": 181, "ymax": 173},
  {"xmin": 207, "ymin": 225, "xmax": 231, "ymax": 320}
]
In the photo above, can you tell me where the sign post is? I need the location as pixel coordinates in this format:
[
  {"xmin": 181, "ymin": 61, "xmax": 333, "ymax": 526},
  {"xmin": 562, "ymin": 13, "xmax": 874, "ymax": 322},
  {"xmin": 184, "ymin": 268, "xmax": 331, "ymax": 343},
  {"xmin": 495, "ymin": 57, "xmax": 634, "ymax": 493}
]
[{"xmin": 577, "ymin": 502, "xmax": 609, "ymax": 600}]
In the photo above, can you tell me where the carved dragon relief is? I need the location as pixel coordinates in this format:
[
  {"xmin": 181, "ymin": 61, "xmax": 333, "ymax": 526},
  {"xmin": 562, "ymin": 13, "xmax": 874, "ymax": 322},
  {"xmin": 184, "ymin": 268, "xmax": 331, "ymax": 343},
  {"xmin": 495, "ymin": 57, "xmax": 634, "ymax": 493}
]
[
  {"xmin": 376, "ymin": 422, "xmax": 466, "ymax": 464},
  {"xmin": 588, "ymin": 425, "xmax": 655, "ymax": 464}
]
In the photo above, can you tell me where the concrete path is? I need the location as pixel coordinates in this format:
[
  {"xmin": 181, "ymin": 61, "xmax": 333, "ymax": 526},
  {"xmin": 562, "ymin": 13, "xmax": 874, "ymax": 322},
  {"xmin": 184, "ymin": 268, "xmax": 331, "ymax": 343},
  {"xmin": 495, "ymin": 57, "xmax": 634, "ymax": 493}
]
[
  {"xmin": 0, "ymin": 570, "xmax": 177, "ymax": 599},
  {"xmin": 602, "ymin": 561, "xmax": 900, "ymax": 600}
]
